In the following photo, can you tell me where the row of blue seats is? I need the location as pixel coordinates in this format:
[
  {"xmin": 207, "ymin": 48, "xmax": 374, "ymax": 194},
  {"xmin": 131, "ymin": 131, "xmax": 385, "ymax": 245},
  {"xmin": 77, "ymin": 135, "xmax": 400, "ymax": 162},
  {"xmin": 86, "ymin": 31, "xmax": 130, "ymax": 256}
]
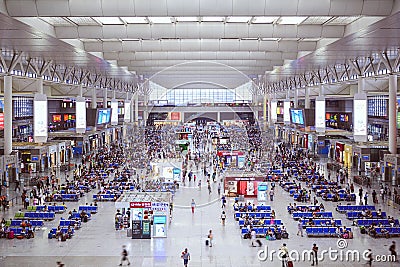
[
  {"xmin": 234, "ymin": 205, "xmax": 272, "ymax": 212},
  {"xmin": 9, "ymin": 228, "xmax": 25, "ymax": 236},
  {"xmin": 322, "ymin": 193, "xmax": 356, "ymax": 201},
  {"xmin": 22, "ymin": 212, "xmax": 55, "ymax": 220},
  {"xmin": 235, "ymin": 212, "xmax": 272, "ymax": 220},
  {"xmin": 48, "ymin": 227, "xmax": 75, "ymax": 237},
  {"xmin": 372, "ymin": 227, "xmax": 400, "ymax": 237},
  {"xmin": 306, "ymin": 227, "xmax": 352, "ymax": 237},
  {"xmin": 238, "ymin": 219, "xmax": 282, "ymax": 226},
  {"xmin": 241, "ymin": 227, "xmax": 282, "ymax": 236},
  {"xmin": 35, "ymin": 205, "xmax": 66, "ymax": 213},
  {"xmin": 316, "ymin": 189, "xmax": 346, "ymax": 195},
  {"xmin": 52, "ymin": 194, "xmax": 79, "ymax": 201},
  {"xmin": 10, "ymin": 220, "xmax": 44, "ymax": 227},
  {"xmin": 68, "ymin": 212, "xmax": 91, "ymax": 220},
  {"xmin": 312, "ymin": 184, "xmax": 338, "ymax": 190},
  {"xmin": 357, "ymin": 219, "xmax": 399, "ymax": 227},
  {"xmin": 301, "ymin": 219, "xmax": 342, "ymax": 227},
  {"xmin": 293, "ymin": 193, "xmax": 310, "ymax": 200},
  {"xmin": 292, "ymin": 212, "xmax": 333, "ymax": 219},
  {"xmin": 93, "ymin": 194, "xmax": 119, "ymax": 200},
  {"xmin": 60, "ymin": 219, "xmax": 81, "ymax": 228},
  {"xmin": 347, "ymin": 211, "xmax": 386, "ymax": 219},
  {"xmin": 337, "ymin": 205, "xmax": 375, "ymax": 212},
  {"xmin": 78, "ymin": 206, "xmax": 98, "ymax": 214},
  {"xmin": 287, "ymin": 205, "xmax": 319, "ymax": 212}
]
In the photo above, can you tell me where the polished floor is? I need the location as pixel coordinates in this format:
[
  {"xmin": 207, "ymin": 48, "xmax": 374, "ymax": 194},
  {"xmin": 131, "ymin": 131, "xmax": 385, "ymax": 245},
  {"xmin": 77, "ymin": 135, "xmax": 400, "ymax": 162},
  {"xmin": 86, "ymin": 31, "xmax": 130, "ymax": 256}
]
[{"xmin": 1, "ymin": 165, "xmax": 400, "ymax": 266}]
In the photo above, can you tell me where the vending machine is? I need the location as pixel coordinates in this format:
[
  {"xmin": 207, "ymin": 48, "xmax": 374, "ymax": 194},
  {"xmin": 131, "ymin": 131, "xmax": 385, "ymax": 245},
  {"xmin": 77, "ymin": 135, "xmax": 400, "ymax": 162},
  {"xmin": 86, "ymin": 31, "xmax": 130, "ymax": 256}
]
[{"xmin": 257, "ymin": 182, "xmax": 268, "ymax": 202}]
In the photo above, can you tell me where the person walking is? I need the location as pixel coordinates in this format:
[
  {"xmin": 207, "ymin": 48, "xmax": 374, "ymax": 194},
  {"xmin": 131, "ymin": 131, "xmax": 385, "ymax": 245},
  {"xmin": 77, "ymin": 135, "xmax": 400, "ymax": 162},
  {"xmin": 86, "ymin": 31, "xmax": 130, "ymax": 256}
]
[
  {"xmin": 118, "ymin": 245, "xmax": 130, "ymax": 266},
  {"xmin": 217, "ymin": 183, "xmax": 221, "ymax": 196},
  {"xmin": 250, "ymin": 227, "xmax": 256, "ymax": 247},
  {"xmin": 297, "ymin": 219, "xmax": 303, "ymax": 237},
  {"xmin": 181, "ymin": 248, "xmax": 190, "ymax": 267},
  {"xmin": 390, "ymin": 241, "xmax": 397, "ymax": 261},
  {"xmin": 365, "ymin": 249, "xmax": 373, "ymax": 266},
  {"xmin": 364, "ymin": 192, "xmax": 368, "ymax": 205},
  {"xmin": 221, "ymin": 195, "xmax": 226, "ymax": 209},
  {"xmin": 207, "ymin": 181, "xmax": 212, "ymax": 194},
  {"xmin": 269, "ymin": 189, "xmax": 275, "ymax": 201},
  {"xmin": 311, "ymin": 243, "xmax": 318, "ymax": 266},
  {"xmin": 220, "ymin": 211, "xmax": 226, "ymax": 226},
  {"xmin": 279, "ymin": 243, "xmax": 289, "ymax": 267},
  {"xmin": 207, "ymin": 229, "xmax": 213, "ymax": 247},
  {"xmin": 191, "ymin": 199, "xmax": 196, "ymax": 214}
]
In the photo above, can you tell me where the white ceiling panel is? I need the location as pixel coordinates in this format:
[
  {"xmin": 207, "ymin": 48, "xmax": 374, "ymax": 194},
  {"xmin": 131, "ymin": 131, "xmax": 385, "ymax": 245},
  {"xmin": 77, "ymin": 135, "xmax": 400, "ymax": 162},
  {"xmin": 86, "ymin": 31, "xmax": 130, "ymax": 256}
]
[
  {"xmin": 180, "ymin": 39, "xmax": 201, "ymax": 51},
  {"xmin": 36, "ymin": 0, "xmax": 71, "ymax": 16},
  {"xmin": 161, "ymin": 39, "xmax": 181, "ymax": 51},
  {"xmin": 297, "ymin": 0, "xmax": 331, "ymax": 15},
  {"xmin": 225, "ymin": 23, "xmax": 249, "ymax": 38},
  {"xmin": 102, "ymin": 25, "xmax": 127, "ymax": 39},
  {"xmin": 199, "ymin": 0, "xmax": 233, "ymax": 16},
  {"xmin": 122, "ymin": 40, "xmax": 142, "ymax": 51},
  {"xmin": 118, "ymin": 52, "xmax": 135, "ymax": 61},
  {"xmin": 297, "ymin": 25, "xmax": 323, "ymax": 38},
  {"xmin": 199, "ymin": 23, "xmax": 224, "ymax": 39},
  {"xmin": 102, "ymin": 41, "xmax": 123, "ymax": 52},
  {"xmin": 126, "ymin": 24, "xmax": 152, "ymax": 39},
  {"xmin": 151, "ymin": 24, "xmax": 176, "ymax": 39},
  {"xmin": 277, "ymin": 41, "xmax": 298, "ymax": 51},
  {"xmin": 175, "ymin": 23, "xmax": 201, "ymax": 39},
  {"xmin": 134, "ymin": 52, "xmax": 151, "ymax": 60},
  {"xmin": 321, "ymin": 25, "xmax": 345, "ymax": 38},
  {"xmin": 69, "ymin": 0, "xmax": 102, "ymax": 16},
  {"xmin": 78, "ymin": 26, "xmax": 103, "ymax": 39},
  {"xmin": 273, "ymin": 25, "xmax": 297, "ymax": 38},
  {"xmin": 362, "ymin": 0, "xmax": 394, "ymax": 16},
  {"xmin": 266, "ymin": 52, "xmax": 283, "ymax": 60},
  {"xmin": 141, "ymin": 40, "xmax": 162, "ymax": 51},
  {"xmin": 134, "ymin": 0, "xmax": 168, "ymax": 16},
  {"xmin": 166, "ymin": 0, "xmax": 201, "ymax": 16},
  {"xmin": 248, "ymin": 24, "xmax": 274, "ymax": 38},
  {"xmin": 265, "ymin": 0, "xmax": 299, "ymax": 15},
  {"xmin": 200, "ymin": 39, "xmax": 220, "ymax": 51},
  {"xmin": 298, "ymin": 41, "xmax": 317, "ymax": 50},
  {"xmin": 103, "ymin": 52, "xmax": 119, "ymax": 60},
  {"xmin": 259, "ymin": 40, "xmax": 279, "ymax": 51},
  {"xmin": 167, "ymin": 52, "xmax": 186, "ymax": 60},
  {"xmin": 232, "ymin": 0, "xmax": 265, "ymax": 16},
  {"xmin": 6, "ymin": 0, "xmax": 38, "ymax": 16},
  {"xmin": 249, "ymin": 52, "xmax": 266, "ymax": 60},
  {"xmin": 219, "ymin": 39, "xmax": 240, "ymax": 50},
  {"xmin": 152, "ymin": 52, "xmax": 169, "ymax": 60},
  {"xmin": 329, "ymin": 0, "xmax": 364, "ymax": 16},
  {"xmin": 55, "ymin": 26, "xmax": 79, "ymax": 39},
  {"xmin": 200, "ymin": 52, "xmax": 218, "ymax": 60},
  {"xmin": 101, "ymin": 0, "xmax": 135, "ymax": 16},
  {"xmin": 84, "ymin": 41, "xmax": 103, "ymax": 52},
  {"xmin": 239, "ymin": 40, "xmax": 259, "ymax": 51}
]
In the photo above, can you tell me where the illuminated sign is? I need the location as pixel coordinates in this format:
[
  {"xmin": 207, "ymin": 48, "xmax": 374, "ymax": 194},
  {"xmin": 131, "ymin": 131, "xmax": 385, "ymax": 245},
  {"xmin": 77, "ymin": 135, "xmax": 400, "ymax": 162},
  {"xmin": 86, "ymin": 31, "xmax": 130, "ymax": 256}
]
[
  {"xmin": 34, "ymin": 94, "xmax": 48, "ymax": 142},
  {"xmin": 124, "ymin": 101, "xmax": 131, "ymax": 122},
  {"xmin": 111, "ymin": 100, "xmax": 118, "ymax": 125},
  {"xmin": 75, "ymin": 97, "xmax": 86, "ymax": 133},
  {"xmin": 353, "ymin": 94, "xmax": 368, "ymax": 142},
  {"xmin": 283, "ymin": 100, "xmax": 290, "ymax": 124},
  {"xmin": 270, "ymin": 100, "xmax": 277, "ymax": 122},
  {"xmin": 315, "ymin": 96, "xmax": 326, "ymax": 133}
]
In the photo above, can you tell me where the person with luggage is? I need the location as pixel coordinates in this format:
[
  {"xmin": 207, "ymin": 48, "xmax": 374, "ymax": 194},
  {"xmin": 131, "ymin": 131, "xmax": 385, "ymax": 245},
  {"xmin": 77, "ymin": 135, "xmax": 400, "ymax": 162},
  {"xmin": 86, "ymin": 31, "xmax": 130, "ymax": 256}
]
[
  {"xmin": 390, "ymin": 241, "xmax": 397, "ymax": 261},
  {"xmin": 221, "ymin": 195, "xmax": 226, "ymax": 209},
  {"xmin": 297, "ymin": 219, "xmax": 303, "ymax": 237},
  {"xmin": 279, "ymin": 243, "xmax": 289, "ymax": 267},
  {"xmin": 181, "ymin": 248, "xmax": 190, "ymax": 267},
  {"xmin": 220, "ymin": 211, "xmax": 226, "ymax": 226},
  {"xmin": 191, "ymin": 199, "xmax": 196, "ymax": 214},
  {"xmin": 207, "ymin": 229, "xmax": 213, "ymax": 247},
  {"xmin": 119, "ymin": 245, "xmax": 130, "ymax": 266},
  {"xmin": 269, "ymin": 189, "xmax": 274, "ymax": 201},
  {"xmin": 250, "ymin": 228, "xmax": 256, "ymax": 247}
]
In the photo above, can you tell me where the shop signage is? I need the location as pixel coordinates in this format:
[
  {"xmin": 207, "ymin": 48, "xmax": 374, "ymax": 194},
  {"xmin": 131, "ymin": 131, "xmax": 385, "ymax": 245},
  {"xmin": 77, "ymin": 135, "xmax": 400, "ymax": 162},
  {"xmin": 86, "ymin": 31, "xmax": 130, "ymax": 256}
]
[
  {"xmin": 130, "ymin": 202, "xmax": 151, "ymax": 208},
  {"xmin": 4, "ymin": 155, "xmax": 16, "ymax": 165},
  {"xmin": 233, "ymin": 177, "xmax": 256, "ymax": 181},
  {"xmin": 151, "ymin": 202, "xmax": 169, "ymax": 212}
]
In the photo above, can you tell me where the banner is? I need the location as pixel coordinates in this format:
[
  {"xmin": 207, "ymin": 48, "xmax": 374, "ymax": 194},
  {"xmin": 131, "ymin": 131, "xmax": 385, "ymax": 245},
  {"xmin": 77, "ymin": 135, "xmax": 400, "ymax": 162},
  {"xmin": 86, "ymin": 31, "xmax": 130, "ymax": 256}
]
[
  {"xmin": 76, "ymin": 96, "xmax": 86, "ymax": 133},
  {"xmin": 283, "ymin": 100, "xmax": 290, "ymax": 124},
  {"xmin": 353, "ymin": 93, "xmax": 368, "ymax": 142},
  {"xmin": 124, "ymin": 101, "xmax": 131, "ymax": 122},
  {"xmin": 111, "ymin": 99, "xmax": 118, "ymax": 125},
  {"xmin": 315, "ymin": 96, "xmax": 326, "ymax": 133},
  {"xmin": 271, "ymin": 100, "xmax": 277, "ymax": 122},
  {"xmin": 34, "ymin": 93, "xmax": 48, "ymax": 143}
]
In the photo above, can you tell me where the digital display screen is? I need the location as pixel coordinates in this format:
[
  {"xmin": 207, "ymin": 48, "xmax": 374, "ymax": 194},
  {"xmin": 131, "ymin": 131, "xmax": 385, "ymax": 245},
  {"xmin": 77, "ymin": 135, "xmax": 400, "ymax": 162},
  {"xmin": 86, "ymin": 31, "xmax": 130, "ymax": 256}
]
[
  {"xmin": 290, "ymin": 109, "xmax": 304, "ymax": 125},
  {"xmin": 283, "ymin": 100, "xmax": 290, "ymax": 124},
  {"xmin": 315, "ymin": 97, "xmax": 326, "ymax": 133},
  {"xmin": 75, "ymin": 97, "xmax": 86, "ymax": 131},
  {"xmin": 271, "ymin": 101, "xmax": 277, "ymax": 121},
  {"xmin": 153, "ymin": 216, "xmax": 167, "ymax": 224},
  {"xmin": 34, "ymin": 99, "xmax": 48, "ymax": 137},
  {"xmin": 52, "ymin": 114, "xmax": 62, "ymax": 123},
  {"xmin": 97, "ymin": 108, "xmax": 111, "ymax": 124},
  {"xmin": 0, "ymin": 99, "xmax": 4, "ymax": 130}
]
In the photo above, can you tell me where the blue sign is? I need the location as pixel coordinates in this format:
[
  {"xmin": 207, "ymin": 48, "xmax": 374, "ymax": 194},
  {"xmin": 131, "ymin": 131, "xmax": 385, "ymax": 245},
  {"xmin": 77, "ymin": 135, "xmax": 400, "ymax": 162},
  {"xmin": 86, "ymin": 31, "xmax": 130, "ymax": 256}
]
[{"xmin": 31, "ymin": 156, "xmax": 39, "ymax": 161}]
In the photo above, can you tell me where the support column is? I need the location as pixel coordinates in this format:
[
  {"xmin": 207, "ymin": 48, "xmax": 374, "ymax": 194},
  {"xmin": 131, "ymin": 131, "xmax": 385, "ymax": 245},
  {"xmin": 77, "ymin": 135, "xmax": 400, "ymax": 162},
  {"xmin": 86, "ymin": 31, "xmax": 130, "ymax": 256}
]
[
  {"xmin": 305, "ymin": 87, "xmax": 310, "ymax": 109},
  {"xmin": 143, "ymin": 94, "xmax": 148, "ymax": 126},
  {"xmin": 358, "ymin": 76, "xmax": 365, "ymax": 94},
  {"xmin": 294, "ymin": 89, "xmax": 298, "ymax": 108},
  {"xmin": 38, "ymin": 77, "xmax": 43, "ymax": 94},
  {"xmin": 389, "ymin": 74, "xmax": 398, "ymax": 154},
  {"xmin": 134, "ymin": 92, "xmax": 139, "ymax": 124},
  {"xmin": 103, "ymin": 88, "xmax": 107, "ymax": 108},
  {"xmin": 79, "ymin": 84, "xmax": 83, "ymax": 97},
  {"xmin": 91, "ymin": 87, "xmax": 97, "ymax": 109},
  {"xmin": 4, "ymin": 76, "xmax": 12, "ymax": 155},
  {"xmin": 217, "ymin": 112, "xmax": 220, "ymax": 123},
  {"xmin": 263, "ymin": 94, "xmax": 267, "ymax": 131}
]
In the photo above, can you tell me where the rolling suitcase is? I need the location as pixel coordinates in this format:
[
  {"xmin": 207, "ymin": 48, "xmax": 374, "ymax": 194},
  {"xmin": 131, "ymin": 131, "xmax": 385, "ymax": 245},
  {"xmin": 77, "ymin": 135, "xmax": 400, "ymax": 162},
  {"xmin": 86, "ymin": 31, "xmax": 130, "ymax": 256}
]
[
  {"xmin": 256, "ymin": 240, "xmax": 262, "ymax": 247},
  {"xmin": 287, "ymin": 260, "xmax": 294, "ymax": 267},
  {"xmin": 8, "ymin": 231, "xmax": 14, "ymax": 239},
  {"xmin": 205, "ymin": 239, "xmax": 209, "ymax": 246}
]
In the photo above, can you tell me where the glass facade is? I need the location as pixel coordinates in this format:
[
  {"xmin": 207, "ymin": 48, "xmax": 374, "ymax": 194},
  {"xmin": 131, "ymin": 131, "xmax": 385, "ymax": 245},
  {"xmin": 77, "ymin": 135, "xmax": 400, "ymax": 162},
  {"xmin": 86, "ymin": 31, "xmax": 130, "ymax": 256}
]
[{"xmin": 166, "ymin": 88, "xmax": 243, "ymax": 105}]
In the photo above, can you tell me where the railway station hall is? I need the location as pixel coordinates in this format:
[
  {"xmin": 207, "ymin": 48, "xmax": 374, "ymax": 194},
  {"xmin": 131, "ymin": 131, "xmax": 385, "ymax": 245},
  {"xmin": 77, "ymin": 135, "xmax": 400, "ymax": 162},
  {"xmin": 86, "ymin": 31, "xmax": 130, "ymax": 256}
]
[{"xmin": 2, "ymin": 0, "xmax": 400, "ymax": 266}]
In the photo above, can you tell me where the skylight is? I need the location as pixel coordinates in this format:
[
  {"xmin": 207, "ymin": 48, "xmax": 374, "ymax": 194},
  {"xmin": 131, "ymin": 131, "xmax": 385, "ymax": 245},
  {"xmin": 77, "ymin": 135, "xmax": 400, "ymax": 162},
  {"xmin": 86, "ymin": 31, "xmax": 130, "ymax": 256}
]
[
  {"xmin": 201, "ymin": 17, "xmax": 225, "ymax": 22},
  {"xmin": 252, "ymin": 17, "xmax": 279, "ymax": 24},
  {"xmin": 226, "ymin": 16, "xmax": 251, "ymax": 23},
  {"xmin": 301, "ymin": 16, "xmax": 332, "ymax": 25},
  {"xmin": 277, "ymin": 17, "xmax": 307, "ymax": 25},
  {"xmin": 326, "ymin": 16, "xmax": 361, "ymax": 25},
  {"xmin": 67, "ymin": 17, "xmax": 99, "ymax": 26},
  {"xmin": 40, "ymin": 17, "xmax": 71, "ymax": 26},
  {"xmin": 176, "ymin": 17, "xmax": 199, "ymax": 22},
  {"xmin": 148, "ymin": 17, "xmax": 173, "ymax": 24},
  {"xmin": 95, "ymin": 17, "xmax": 124, "ymax": 25},
  {"xmin": 121, "ymin": 17, "xmax": 148, "ymax": 24}
]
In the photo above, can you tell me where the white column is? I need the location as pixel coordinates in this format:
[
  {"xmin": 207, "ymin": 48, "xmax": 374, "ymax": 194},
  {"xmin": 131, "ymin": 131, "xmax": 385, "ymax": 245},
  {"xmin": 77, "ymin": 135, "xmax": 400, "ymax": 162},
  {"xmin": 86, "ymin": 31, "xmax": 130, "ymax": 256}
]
[
  {"xmin": 134, "ymin": 92, "xmax": 139, "ymax": 124},
  {"xmin": 263, "ymin": 94, "xmax": 267, "ymax": 131},
  {"xmin": 389, "ymin": 74, "xmax": 398, "ymax": 154},
  {"xmin": 38, "ymin": 77, "xmax": 43, "ymax": 94},
  {"xmin": 217, "ymin": 112, "xmax": 220, "ymax": 122},
  {"xmin": 294, "ymin": 89, "xmax": 298, "ymax": 108},
  {"xmin": 4, "ymin": 76, "xmax": 12, "ymax": 155},
  {"xmin": 358, "ymin": 76, "xmax": 365, "ymax": 94},
  {"xmin": 130, "ymin": 94, "xmax": 134, "ymax": 123},
  {"xmin": 103, "ymin": 88, "xmax": 107, "ymax": 108},
  {"xmin": 305, "ymin": 87, "xmax": 310, "ymax": 109},
  {"xmin": 143, "ymin": 94, "xmax": 148, "ymax": 126},
  {"xmin": 91, "ymin": 87, "xmax": 97, "ymax": 109},
  {"xmin": 79, "ymin": 84, "xmax": 83, "ymax": 97}
]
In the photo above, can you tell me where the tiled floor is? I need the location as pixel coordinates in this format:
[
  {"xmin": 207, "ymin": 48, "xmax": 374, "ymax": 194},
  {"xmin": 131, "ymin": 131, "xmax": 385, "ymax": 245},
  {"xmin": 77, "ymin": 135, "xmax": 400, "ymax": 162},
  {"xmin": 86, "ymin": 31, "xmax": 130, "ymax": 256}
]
[{"xmin": 1, "ymin": 162, "xmax": 400, "ymax": 266}]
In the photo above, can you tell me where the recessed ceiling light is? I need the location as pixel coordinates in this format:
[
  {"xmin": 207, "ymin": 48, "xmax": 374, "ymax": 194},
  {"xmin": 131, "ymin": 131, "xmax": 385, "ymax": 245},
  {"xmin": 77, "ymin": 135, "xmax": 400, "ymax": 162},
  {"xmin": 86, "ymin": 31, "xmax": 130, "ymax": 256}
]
[
  {"xmin": 94, "ymin": 17, "xmax": 124, "ymax": 25},
  {"xmin": 121, "ymin": 17, "xmax": 148, "ymax": 24},
  {"xmin": 148, "ymin": 17, "xmax": 173, "ymax": 24},
  {"xmin": 277, "ymin": 17, "xmax": 307, "ymax": 25},
  {"xmin": 226, "ymin": 16, "xmax": 251, "ymax": 23},
  {"xmin": 252, "ymin": 17, "xmax": 279, "ymax": 24},
  {"xmin": 67, "ymin": 17, "xmax": 99, "ymax": 26}
]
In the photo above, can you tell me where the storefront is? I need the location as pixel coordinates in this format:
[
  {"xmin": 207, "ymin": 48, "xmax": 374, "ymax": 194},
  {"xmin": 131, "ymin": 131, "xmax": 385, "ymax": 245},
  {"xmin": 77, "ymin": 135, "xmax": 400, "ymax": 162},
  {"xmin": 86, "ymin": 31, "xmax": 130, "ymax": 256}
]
[
  {"xmin": 335, "ymin": 142, "xmax": 345, "ymax": 163},
  {"xmin": 224, "ymin": 174, "xmax": 265, "ymax": 197},
  {"xmin": 150, "ymin": 160, "xmax": 182, "ymax": 183},
  {"xmin": 383, "ymin": 154, "xmax": 400, "ymax": 186},
  {"xmin": 115, "ymin": 192, "xmax": 172, "ymax": 239},
  {"xmin": 343, "ymin": 144, "xmax": 352, "ymax": 169},
  {"xmin": 88, "ymin": 134, "xmax": 99, "ymax": 151},
  {"xmin": 3, "ymin": 154, "xmax": 18, "ymax": 187},
  {"xmin": 49, "ymin": 144, "xmax": 58, "ymax": 169},
  {"xmin": 217, "ymin": 150, "xmax": 245, "ymax": 168}
]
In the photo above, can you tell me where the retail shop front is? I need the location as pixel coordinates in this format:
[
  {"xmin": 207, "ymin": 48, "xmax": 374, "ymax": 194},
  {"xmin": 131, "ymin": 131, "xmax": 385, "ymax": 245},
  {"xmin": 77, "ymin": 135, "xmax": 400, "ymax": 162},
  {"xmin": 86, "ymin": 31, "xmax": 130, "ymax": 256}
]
[
  {"xmin": 224, "ymin": 172, "xmax": 265, "ymax": 198},
  {"xmin": 115, "ymin": 192, "xmax": 172, "ymax": 239}
]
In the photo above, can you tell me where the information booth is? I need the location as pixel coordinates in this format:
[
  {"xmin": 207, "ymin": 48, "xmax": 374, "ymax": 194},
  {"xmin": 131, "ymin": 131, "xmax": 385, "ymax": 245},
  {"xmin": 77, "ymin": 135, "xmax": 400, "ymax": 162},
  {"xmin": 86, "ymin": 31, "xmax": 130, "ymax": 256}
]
[
  {"xmin": 115, "ymin": 192, "xmax": 172, "ymax": 239},
  {"xmin": 224, "ymin": 171, "xmax": 265, "ymax": 197}
]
